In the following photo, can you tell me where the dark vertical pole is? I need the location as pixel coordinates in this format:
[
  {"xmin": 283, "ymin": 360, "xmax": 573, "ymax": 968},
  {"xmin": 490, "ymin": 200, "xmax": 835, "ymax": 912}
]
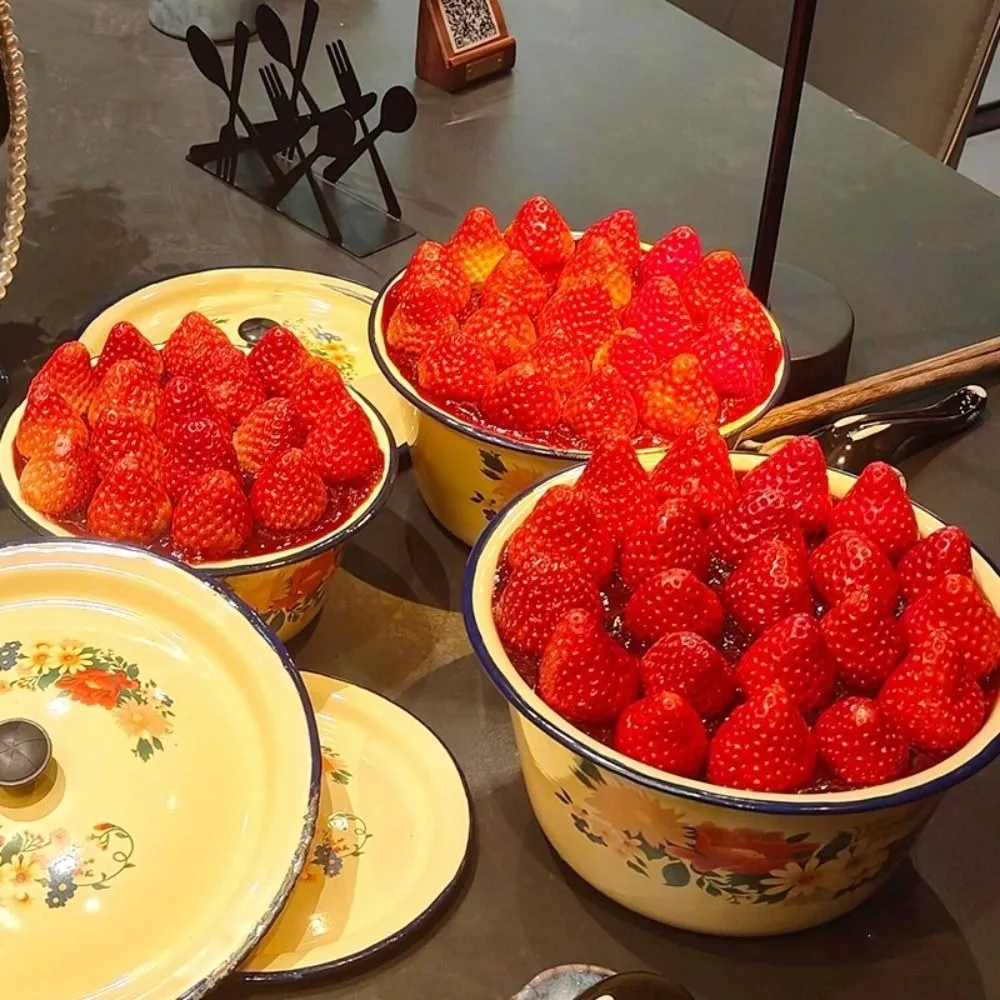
[{"xmin": 749, "ymin": 0, "xmax": 819, "ymax": 305}]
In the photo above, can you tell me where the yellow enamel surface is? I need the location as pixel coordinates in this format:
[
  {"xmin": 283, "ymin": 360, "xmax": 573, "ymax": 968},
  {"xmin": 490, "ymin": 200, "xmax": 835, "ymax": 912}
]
[
  {"xmin": 0, "ymin": 541, "xmax": 316, "ymax": 998},
  {"xmin": 242, "ymin": 673, "xmax": 470, "ymax": 976}
]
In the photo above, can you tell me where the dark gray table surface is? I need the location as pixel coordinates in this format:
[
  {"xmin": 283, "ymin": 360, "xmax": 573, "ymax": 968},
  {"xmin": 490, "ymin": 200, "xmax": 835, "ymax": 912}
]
[{"xmin": 7, "ymin": 1, "xmax": 1000, "ymax": 998}]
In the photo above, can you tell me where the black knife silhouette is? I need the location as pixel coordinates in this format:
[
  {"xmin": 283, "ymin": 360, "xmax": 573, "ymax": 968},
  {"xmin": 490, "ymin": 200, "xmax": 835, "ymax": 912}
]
[{"xmin": 256, "ymin": 3, "xmax": 323, "ymax": 116}]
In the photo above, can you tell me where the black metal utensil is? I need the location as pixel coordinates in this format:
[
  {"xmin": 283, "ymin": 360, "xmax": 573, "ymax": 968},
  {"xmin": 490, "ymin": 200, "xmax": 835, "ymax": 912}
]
[
  {"xmin": 188, "ymin": 116, "xmax": 314, "ymax": 168},
  {"xmin": 574, "ymin": 972, "xmax": 697, "ymax": 1000},
  {"xmin": 256, "ymin": 2, "xmax": 323, "ymax": 115},
  {"xmin": 289, "ymin": 0, "xmax": 320, "ymax": 108},
  {"xmin": 216, "ymin": 20, "xmax": 251, "ymax": 183}
]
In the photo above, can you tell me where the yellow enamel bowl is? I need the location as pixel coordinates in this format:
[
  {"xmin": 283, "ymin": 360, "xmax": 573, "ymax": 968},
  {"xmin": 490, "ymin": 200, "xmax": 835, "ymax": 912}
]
[
  {"xmin": 462, "ymin": 453, "xmax": 1000, "ymax": 937},
  {"xmin": 0, "ymin": 389, "xmax": 398, "ymax": 642},
  {"xmin": 369, "ymin": 258, "xmax": 788, "ymax": 546}
]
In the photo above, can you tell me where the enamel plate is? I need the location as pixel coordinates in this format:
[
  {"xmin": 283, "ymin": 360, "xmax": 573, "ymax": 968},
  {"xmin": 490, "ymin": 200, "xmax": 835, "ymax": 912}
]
[
  {"xmin": 0, "ymin": 539, "xmax": 320, "ymax": 1000},
  {"xmin": 77, "ymin": 266, "xmax": 417, "ymax": 447},
  {"xmin": 239, "ymin": 672, "xmax": 472, "ymax": 980}
]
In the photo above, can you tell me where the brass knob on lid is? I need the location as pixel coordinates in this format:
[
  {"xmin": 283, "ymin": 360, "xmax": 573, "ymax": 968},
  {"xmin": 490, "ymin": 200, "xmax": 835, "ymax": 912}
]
[{"xmin": 0, "ymin": 718, "xmax": 52, "ymax": 788}]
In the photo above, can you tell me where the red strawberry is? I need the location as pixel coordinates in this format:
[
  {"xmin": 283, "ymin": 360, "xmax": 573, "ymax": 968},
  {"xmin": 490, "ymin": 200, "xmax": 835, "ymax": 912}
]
[
  {"xmin": 620, "ymin": 497, "xmax": 710, "ymax": 590},
  {"xmin": 91, "ymin": 411, "xmax": 165, "ymax": 480},
  {"xmin": 577, "ymin": 435, "xmax": 658, "ymax": 542},
  {"xmin": 538, "ymin": 283, "xmax": 620, "ymax": 358},
  {"xmin": 445, "ymin": 206, "xmax": 508, "ymax": 285},
  {"xmin": 902, "ymin": 573, "xmax": 1000, "ymax": 679},
  {"xmin": 506, "ymin": 484, "xmax": 616, "ymax": 582},
  {"xmin": 250, "ymin": 448, "xmax": 327, "ymax": 531},
  {"xmin": 809, "ymin": 529, "xmax": 899, "ymax": 613},
  {"xmin": 529, "ymin": 328, "xmax": 591, "ymax": 395},
  {"xmin": 387, "ymin": 307, "xmax": 460, "ymax": 357},
  {"xmin": 723, "ymin": 537, "xmax": 812, "ymax": 637},
  {"xmin": 558, "ymin": 236, "xmax": 633, "ymax": 309},
  {"xmin": 504, "ymin": 195, "xmax": 575, "ymax": 271},
  {"xmin": 709, "ymin": 486, "xmax": 801, "ymax": 568},
  {"xmin": 738, "ymin": 613, "xmax": 835, "ymax": 713},
  {"xmin": 15, "ymin": 382, "xmax": 89, "ymax": 459},
  {"xmin": 898, "ymin": 525, "xmax": 973, "ymax": 602},
  {"xmin": 202, "ymin": 345, "xmax": 267, "ymax": 427},
  {"xmin": 740, "ymin": 436, "xmax": 831, "ymax": 535},
  {"xmin": 708, "ymin": 685, "xmax": 816, "ymax": 792},
  {"xmin": 641, "ymin": 354, "xmax": 720, "ymax": 439},
  {"xmin": 579, "ymin": 209, "xmax": 642, "ymax": 274},
  {"xmin": 156, "ymin": 376, "xmax": 225, "ymax": 448},
  {"xmin": 880, "ymin": 631, "xmax": 986, "ymax": 750},
  {"xmin": 87, "ymin": 454, "xmax": 172, "ymax": 544},
  {"xmin": 233, "ymin": 397, "xmax": 306, "ymax": 475},
  {"xmin": 34, "ymin": 341, "xmax": 97, "ymax": 415},
  {"xmin": 303, "ymin": 394, "xmax": 382, "ymax": 485},
  {"xmin": 163, "ymin": 415, "xmax": 240, "ymax": 501},
  {"xmin": 639, "ymin": 226, "xmax": 702, "ymax": 286},
  {"xmin": 416, "ymin": 333, "xmax": 496, "ymax": 403},
  {"xmin": 95, "ymin": 321, "xmax": 162, "ymax": 383},
  {"xmin": 162, "ymin": 312, "xmax": 230, "ymax": 378},
  {"xmin": 171, "ymin": 469, "xmax": 252, "ymax": 560},
  {"xmin": 712, "ymin": 285, "xmax": 781, "ymax": 363},
  {"xmin": 88, "ymin": 360, "xmax": 159, "ymax": 427},
  {"xmin": 481, "ymin": 362, "xmax": 562, "ymax": 432},
  {"xmin": 828, "ymin": 462, "xmax": 918, "ymax": 562},
  {"xmin": 621, "ymin": 277, "xmax": 698, "ymax": 361},
  {"xmin": 821, "ymin": 589, "xmax": 906, "ymax": 691},
  {"xmin": 288, "ymin": 357, "xmax": 351, "ymax": 430},
  {"xmin": 538, "ymin": 609, "xmax": 639, "ymax": 724},
  {"xmin": 650, "ymin": 422, "xmax": 738, "ymax": 519},
  {"xmin": 680, "ymin": 249, "xmax": 745, "ymax": 325},
  {"xmin": 640, "ymin": 631, "xmax": 737, "ymax": 717},
  {"xmin": 691, "ymin": 328, "xmax": 767, "ymax": 399},
  {"xmin": 623, "ymin": 567, "xmax": 724, "ymax": 644},
  {"xmin": 462, "ymin": 305, "xmax": 537, "ymax": 369},
  {"xmin": 482, "ymin": 250, "xmax": 549, "ymax": 318},
  {"xmin": 563, "ymin": 368, "xmax": 638, "ymax": 446},
  {"xmin": 20, "ymin": 450, "xmax": 97, "ymax": 517},
  {"xmin": 593, "ymin": 329, "xmax": 657, "ymax": 396},
  {"xmin": 815, "ymin": 697, "xmax": 909, "ymax": 787},
  {"xmin": 614, "ymin": 692, "xmax": 708, "ymax": 776},
  {"xmin": 247, "ymin": 325, "xmax": 309, "ymax": 395},
  {"xmin": 397, "ymin": 241, "xmax": 471, "ymax": 322},
  {"xmin": 493, "ymin": 553, "xmax": 603, "ymax": 655}
]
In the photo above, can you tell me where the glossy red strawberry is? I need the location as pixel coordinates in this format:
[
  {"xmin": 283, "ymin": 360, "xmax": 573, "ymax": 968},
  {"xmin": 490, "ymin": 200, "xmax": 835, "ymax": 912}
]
[
  {"xmin": 482, "ymin": 250, "xmax": 549, "ymax": 318},
  {"xmin": 34, "ymin": 341, "xmax": 97, "ymax": 415},
  {"xmin": 828, "ymin": 462, "xmax": 918, "ymax": 562},
  {"xmin": 711, "ymin": 285, "xmax": 781, "ymax": 364},
  {"xmin": 815, "ymin": 697, "xmax": 909, "ymax": 787},
  {"xmin": 303, "ymin": 394, "xmax": 382, "ymax": 485},
  {"xmin": 202, "ymin": 345, "xmax": 267, "ymax": 427},
  {"xmin": 740, "ymin": 436, "xmax": 831, "ymax": 535},
  {"xmin": 416, "ymin": 333, "xmax": 496, "ymax": 403},
  {"xmin": 493, "ymin": 553, "xmax": 603, "ymax": 655},
  {"xmin": 506, "ymin": 484, "xmax": 616, "ymax": 582},
  {"xmin": 619, "ymin": 497, "xmax": 710, "ymax": 590},
  {"xmin": 537, "ymin": 283, "xmax": 619, "ymax": 358},
  {"xmin": 504, "ymin": 195, "xmax": 575, "ymax": 271},
  {"xmin": 88, "ymin": 359, "xmax": 159, "ymax": 427},
  {"xmin": 481, "ymin": 362, "xmax": 562, "ymax": 432},
  {"xmin": 15, "ymin": 382, "xmax": 89, "ymax": 460},
  {"xmin": 579, "ymin": 209, "xmax": 642, "ymax": 274},
  {"xmin": 233, "ymin": 397, "xmax": 306, "ymax": 475},
  {"xmin": 650, "ymin": 422, "xmax": 739, "ymax": 519},
  {"xmin": 250, "ymin": 448, "xmax": 327, "ymax": 531},
  {"xmin": 821, "ymin": 588, "xmax": 906, "ymax": 691},
  {"xmin": 171, "ymin": 469, "xmax": 252, "ymax": 560},
  {"xmin": 621, "ymin": 277, "xmax": 698, "ymax": 362},
  {"xmin": 681, "ymin": 249, "xmax": 745, "ymax": 325},
  {"xmin": 593, "ymin": 329, "xmax": 657, "ymax": 397},
  {"xmin": 737, "ymin": 613, "xmax": 836, "ymax": 712},
  {"xmin": 461, "ymin": 305, "xmax": 537, "ymax": 369},
  {"xmin": 709, "ymin": 486, "xmax": 800, "ymax": 568},
  {"xmin": 288, "ymin": 357, "xmax": 351, "ymax": 430},
  {"xmin": 87, "ymin": 454, "xmax": 172, "ymax": 545},
  {"xmin": 162, "ymin": 311, "xmax": 230, "ymax": 378},
  {"xmin": 387, "ymin": 308, "xmax": 460, "ymax": 357},
  {"xmin": 639, "ymin": 225, "xmax": 702, "ymax": 286},
  {"xmin": 247, "ymin": 325, "xmax": 309, "ymax": 395},
  {"xmin": 722, "ymin": 537, "xmax": 812, "ymax": 637},
  {"xmin": 558, "ymin": 236, "xmax": 632, "ymax": 309},
  {"xmin": 690, "ymin": 328, "xmax": 767, "ymax": 399},
  {"xmin": 156, "ymin": 376, "xmax": 225, "ymax": 449},
  {"xmin": 577, "ymin": 435, "xmax": 658, "ymax": 542},
  {"xmin": 563, "ymin": 367, "xmax": 638, "ymax": 446},
  {"xmin": 898, "ymin": 525, "xmax": 973, "ymax": 602},
  {"xmin": 529, "ymin": 328, "xmax": 591, "ymax": 395},
  {"xmin": 538, "ymin": 609, "xmax": 639, "ymax": 724},
  {"xmin": 91, "ymin": 411, "xmax": 165, "ymax": 480},
  {"xmin": 95, "ymin": 321, "xmax": 162, "ymax": 383},
  {"xmin": 623, "ymin": 567, "xmax": 724, "ymax": 644},
  {"xmin": 809, "ymin": 529, "xmax": 900, "ymax": 613},
  {"xmin": 163, "ymin": 415, "xmax": 240, "ymax": 501},
  {"xmin": 708, "ymin": 685, "xmax": 816, "ymax": 792},
  {"xmin": 20, "ymin": 449, "xmax": 97, "ymax": 517},
  {"xmin": 445, "ymin": 206, "xmax": 508, "ymax": 285},
  {"xmin": 397, "ymin": 241, "xmax": 471, "ymax": 322},
  {"xmin": 640, "ymin": 631, "xmax": 737, "ymax": 717},
  {"xmin": 879, "ymin": 631, "xmax": 986, "ymax": 751},
  {"xmin": 641, "ymin": 354, "xmax": 720, "ymax": 440},
  {"xmin": 614, "ymin": 692, "xmax": 708, "ymax": 777},
  {"xmin": 902, "ymin": 573, "xmax": 1000, "ymax": 679}
]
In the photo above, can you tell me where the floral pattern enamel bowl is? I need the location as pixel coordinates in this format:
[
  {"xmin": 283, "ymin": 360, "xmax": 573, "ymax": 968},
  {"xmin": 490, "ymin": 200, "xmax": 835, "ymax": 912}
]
[
  {"xmin": 462, "ymin": 453, "xmax": 1000, "ymax": 936},
  {"xmin": 369, "ymin": 263, "xmax": 788, "ymax": 547}
]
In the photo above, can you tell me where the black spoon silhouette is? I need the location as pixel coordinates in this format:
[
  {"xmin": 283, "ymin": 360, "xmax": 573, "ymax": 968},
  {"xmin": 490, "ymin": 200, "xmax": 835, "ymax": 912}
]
[
  {"xmin": 256, "ymin": 3, "xmax": 322, "ymax": 115},
  {"xmin": 264, "ymin": 108, "xmax": 357, "ymax": 206}
]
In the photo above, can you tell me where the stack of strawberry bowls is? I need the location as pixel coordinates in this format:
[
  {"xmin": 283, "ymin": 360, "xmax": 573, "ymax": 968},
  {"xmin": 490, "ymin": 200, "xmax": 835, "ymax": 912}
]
[
  {"xmin": 369, "ymin": 196, "xmax": 788, "ymax": 544},
  {"xmin": 462, "ymin": 424, "xmax": 1000, "ymax": 935},
  {"xmin": 0, "ymin": 315, "xmax": 397, "ymax": 640}
]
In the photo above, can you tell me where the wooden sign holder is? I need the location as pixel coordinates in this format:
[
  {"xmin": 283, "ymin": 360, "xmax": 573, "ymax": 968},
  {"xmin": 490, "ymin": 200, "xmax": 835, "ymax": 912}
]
[{"xmin": 416, "ymin": 0, "xmax": 515, "ymax": 92}]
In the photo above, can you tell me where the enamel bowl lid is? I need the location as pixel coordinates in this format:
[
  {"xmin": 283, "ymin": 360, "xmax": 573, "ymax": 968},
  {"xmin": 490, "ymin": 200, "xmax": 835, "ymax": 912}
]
[{"xmin": 0, "ymin": 539, "xmax": 320, "ymax": 1000}]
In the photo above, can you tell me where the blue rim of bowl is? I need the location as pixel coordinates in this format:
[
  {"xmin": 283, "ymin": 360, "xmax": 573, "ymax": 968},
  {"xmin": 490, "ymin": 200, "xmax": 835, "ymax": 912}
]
[
  {"xmin": 462, "ymin": 460, "xmax": 1000, "ymax": 816},
  {"xmin": 0, "ymin": 536, "xmax": 322, "ymax": 1000},
  {"xmin": 237, "ymin": 683, "xmax": 475, "ymax": 983},
  {"xmin": 368, "ymin": 267, "xmax": 792, "ymax": 462}
]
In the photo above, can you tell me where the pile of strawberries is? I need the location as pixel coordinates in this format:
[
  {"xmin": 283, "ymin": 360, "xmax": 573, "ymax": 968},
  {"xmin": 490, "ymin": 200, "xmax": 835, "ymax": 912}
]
[
  {"xmin": 383, "ymin": 196, "xmax": 782, "ymax": 450},
  {"xmin": 491, "ymin": 425, "xmax": 1000, "ymax": 792},
  {"xmin": 13, "ymin": 314, "xmax": 383, "ymax": 561}
]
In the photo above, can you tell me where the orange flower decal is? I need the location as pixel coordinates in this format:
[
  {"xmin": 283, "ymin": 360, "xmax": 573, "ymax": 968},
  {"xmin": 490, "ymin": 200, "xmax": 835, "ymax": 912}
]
[
  {"xmin": 56, "ymin": 669, "xmax": 137, "ymax": 709},
  {"xmin": 670, "ymin": 823, "xmax": 819, "ymax": 876},
  {"xmin": 274, "ymin": 552, "xmax": 338, "ymax": 610}
]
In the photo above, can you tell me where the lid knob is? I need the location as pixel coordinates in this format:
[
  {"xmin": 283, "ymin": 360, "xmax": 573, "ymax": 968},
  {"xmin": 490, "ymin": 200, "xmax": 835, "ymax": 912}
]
[{"xmin": 0, "ymin": 718, "xmax": 52, "ymax": 788}]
